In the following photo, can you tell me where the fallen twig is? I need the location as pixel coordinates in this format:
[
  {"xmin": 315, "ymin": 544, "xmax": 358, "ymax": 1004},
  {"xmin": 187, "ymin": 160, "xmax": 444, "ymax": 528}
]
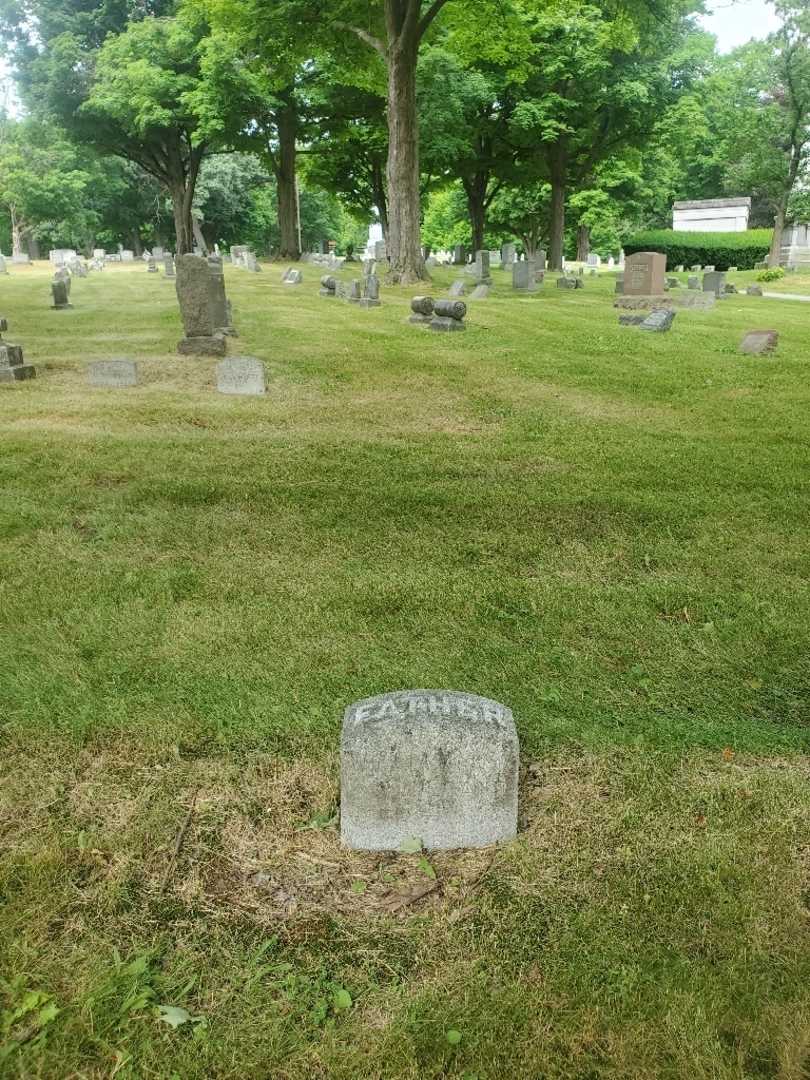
[{"xmin": 159, "ymin": 788, "xmax": 198, "ymax": 895}]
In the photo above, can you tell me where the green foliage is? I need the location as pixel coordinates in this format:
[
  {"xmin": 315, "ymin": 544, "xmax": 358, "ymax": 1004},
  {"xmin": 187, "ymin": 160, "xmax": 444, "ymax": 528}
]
[
  {"xmin": 624, "ymin": 229, "xmax": 773, "ymax": 270},
  {"xmin": 757, "ymin": 267, "xmax": 785, "ymax": 282},
  {"xmin": 422, "ymin": 186, "xmax": 470, "ymax": 251}
]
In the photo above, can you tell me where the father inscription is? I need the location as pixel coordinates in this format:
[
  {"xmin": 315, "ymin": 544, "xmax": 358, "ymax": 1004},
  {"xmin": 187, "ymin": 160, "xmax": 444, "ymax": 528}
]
[
  {"xmin": 624, "ymin": 251, "xmax": 666, "ymax": 296},
  {"xmin": 341, "ymin": 689, "xmax": 519, "ymax": 851}
]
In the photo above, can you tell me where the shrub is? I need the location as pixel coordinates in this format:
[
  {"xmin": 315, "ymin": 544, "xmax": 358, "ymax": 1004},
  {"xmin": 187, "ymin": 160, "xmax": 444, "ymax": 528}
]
[
  {"xmin": 756, "ymin": 267, "xmax": 785, "ymax": 282},
  {"xmin": 623, "ymin": 229, "xmax": 772, "ymax": 271}
]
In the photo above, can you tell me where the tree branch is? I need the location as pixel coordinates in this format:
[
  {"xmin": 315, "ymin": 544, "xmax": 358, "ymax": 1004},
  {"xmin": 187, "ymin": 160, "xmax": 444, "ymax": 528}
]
[
  {"xmin": 335, "ymin": 21, "xmax": 386, "ymax": 57},
  {"xmin": 418, "ymin": 0, "xmax": 452, "ymax": 41}
]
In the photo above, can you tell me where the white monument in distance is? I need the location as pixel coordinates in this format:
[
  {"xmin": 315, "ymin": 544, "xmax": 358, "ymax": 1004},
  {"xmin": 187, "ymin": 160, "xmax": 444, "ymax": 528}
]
[{"xmin": 672, "ymin": 197, "xmax": 751, "ymax": 232}]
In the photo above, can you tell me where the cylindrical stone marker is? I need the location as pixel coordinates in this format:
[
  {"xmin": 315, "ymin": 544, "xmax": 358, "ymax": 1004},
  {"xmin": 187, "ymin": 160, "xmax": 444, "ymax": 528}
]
[{"xmin": 341, "ymin": 689, "xmax": 519, "ymax": 851}]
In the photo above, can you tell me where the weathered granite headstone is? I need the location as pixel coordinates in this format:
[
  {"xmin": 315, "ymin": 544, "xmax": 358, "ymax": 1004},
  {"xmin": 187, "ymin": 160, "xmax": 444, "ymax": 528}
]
[
  {"xmin": 0, "ymin": 255, "xmax": 8, "ymax": 275},
  {"xmin": 501, "ymin": 242, "xmax": 516, "ymax": 266},
  {"xmin": 147, "ymin": 256, "xmax": 158, "ymax": 273},
  {"xmin": 163, "ymin": 254, "xmax": 175, "ymax": 278},
  {"xmin": 472, "ymin": 250, "xmax": 492, "ymax": 284},
  {"xmin": 359, "ymin": 274, "xmax": 381, "ymax": 308},
  {"xmin": 51, "ymin": 279, "xmax": 72, "ymax": 309},
  {"xmin": 675, "ymin": 264, "xmax": 684, "ymax": 273},
  {"xmin": 409, "ymin": 295, "xmax": 435, "ymax": 324},
  {"xmin": 153, "ymin": 246, "xmax": 164, "ymax": 260},
  {"xmin": 448, "ymin": 280, "xmax": 466, "ymax": 297},
  {"xmin": 691, "ymin": 264, "xmax": 702, "ymax": 272},
  {"xmin": 175, "ymin": 254, "xmax": 226, "ymax": 356},
  {"xmin": 430, "ymin": 299, "xmax": 466, "ymax": 332},
  {"xmin": 207, "ymin": 255, "xmax": 236, "ymax": 336},
  {"xmin": 724, "ymin": 283, "xmax": 738, "ymax": 294},
  {"xmin": 639, "ymin": 309, "xmax": 676, "ymax": 332},
  {"xmin": 282, "ymin": 267, "xmax": 302, "ymax": 284},
  {"xmin": 319, "ymin": 275, "xmax": 338, "ymax": 298},
  {"xmin": 245, "ymin": 252, "xmax": 262, "ymax": 272},
  {"xmin": 121, "ymin": 250, "xmax": 134, "ymax": 262},
  {"xmin": 688, "ymin": 276, "xmax": 700, "ymax": 290},
  {"xmin": 469, "ymin": 284, "xmax": 490, "ymax": 300},
  {"xmin": 0, "ymin": 342, "xmax": 36, "ymax": 383},
  {"xmin": 512, "ymin": 261, "xmax": 537, "ymax": 292},
  {"xmin": 340, "ymin": 689, "xmax": 519, "ymax": 851},
  {"xmin": 740, "ymin": 330, "xmax": 778, "ymax": 355},
  {"xmin": 702, "ymin": 271, "xmax": 726, "ymax": 297},
  {"xmin": 374, "ymin": 240, "xmax": 387, "ymax": 262},
  {"xmin": 452, "ymin": 244, "xmax": 466, "ymax": 265},
  {"xmin": 746, "ymin": 285, "xmax": 763, "ymax": 296},
  {"xmin": 666, "ymin": 276, "xmax": 680, "ymax": 288},
  {"xmin": 618, "ymin": 314, "xmax": 646, "ymax": 326},
  {"xmin": 87, "ymin": 359, "xmax": 138, "ymax": 387},
  {"xmin": 347, "ymin": 280, "xmax": 362, "ymax": 303},
  {"xmin": 557, "ymin": 278, "xmax": 577, "ymax": 290},
  {"xmin": 216, "ymin": 356, "xmax": 266, "ymax": 395},
  {"xmin": 624, "ymin": 251, "xmax": 666, "ymax": 296},
  {"xmin": 587, "ymin": 253, "xmax": 601, "ymax": 267},
  {"xmin": 704, "ymin": 264, "xmax": 715, "ymax": 272}
]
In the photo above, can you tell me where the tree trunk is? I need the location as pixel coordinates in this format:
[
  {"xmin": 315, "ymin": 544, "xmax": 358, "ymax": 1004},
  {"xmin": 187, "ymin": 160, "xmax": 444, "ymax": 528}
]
[
  {"xmin": 576, "ymin": 224, "xmax": 590, "ymax": 263},
  {"xmin": 170, "ymin": 185, "xmax": 194, "ymax": 255},
  {"xmin": 385, "ymin": 28, "xmax": 426, "ymax": 283},
  {"xmin": 372, "ymin": 159, "xmax": 389, "ymax": 243},
  {"xmin": 276, "ymin": 90, "xmax": 300, "ymax": 261},
  {"xmin": 464, "ymin": 173, "xmax": 488, "ymax": 254},
  {"xmin": 769, "ymin": 201, "xmax": 787, "ymax": 267},
  {"xmin": 549, "ymin": 179, "xmax": 565, "ymax": 271},
  {"xmin": 10, "ymin": 205, "xmax": 24, "ymax": 258}
]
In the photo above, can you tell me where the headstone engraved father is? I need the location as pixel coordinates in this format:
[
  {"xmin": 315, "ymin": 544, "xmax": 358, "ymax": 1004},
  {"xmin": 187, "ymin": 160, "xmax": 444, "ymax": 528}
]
[
  {"xmin": 624, "ymin": 251, "xmax": 666, "ymax": 296},
  {"xmin": 341, "ymin": 689, "xmax": 519, "ymax": 851}
]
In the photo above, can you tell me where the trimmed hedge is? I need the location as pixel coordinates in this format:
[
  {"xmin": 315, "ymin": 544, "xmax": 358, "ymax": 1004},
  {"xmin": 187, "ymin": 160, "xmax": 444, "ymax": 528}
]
[{"xmin": 623, "ymin": 229, "xmax": 772, "ymax": 271}]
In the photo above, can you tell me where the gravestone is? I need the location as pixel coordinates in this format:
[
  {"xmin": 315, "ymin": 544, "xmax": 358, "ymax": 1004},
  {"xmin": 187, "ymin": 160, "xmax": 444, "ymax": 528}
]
[
  {"xmin": 147, "ymin": 256, "xmax": 158, "ymax": 273},
  {"xmin": 704, "ymin": 265, "xmax": 715, "ymax": 272},
  {"xmin": 207, "ymin": 255, "xmax": 236, "ymax": 336},
  {"xmin": 359, "ymin": 274, "xmax": 381, "ymax": 308},
  {"xmin": 702, "ymin": 271, "xmax": 726, "ymax": 297},
  {"xmin": 340, "ymin": 690, "xmax": 519, "ymax": 851},
  {"xmin": 282, "ymin": 267, "xmax": 302, "ymax": 284},
  {"xmin": 0, "ymin": 255, "xmax": 8, "ymax": 275},
  {"xmin": 666, "ymin": 277, "xmax": 680, "ymax": 288},
  {"xmin": 724, "ymin": 283, "xmax": 738, "ymax": 294},
  {"xmin": 245, "ymin": 252, "xmax": 261, "ymax": 272},
  {"xmin": 430, "ymin": 299, "xmax": 466, "ymax": 332},
  {"xmin": 675, "ymin": 264, "xmax": 684, "ymax": 273},
  {"xmin": 452, "ymin": 244, "xmax": 466, "ymax": 265},
  {"xmin": 216, "ymin": 356, "xmax": 266, "ymax": 395},
  {"xmin": 690, "ymin": 264, "xmax": 702, "ymax": 272},
  {"xmin": 728, "ymin": 266, "xmax": 738, "ymax": 273},
  {"xmin": 536, "ymin": 249, "xmax": 547, "ymax": 271},
  {"xmin": 513, "ymin": 262, "xmax": 537, "ymax": 292},
  {"xmin": 624, "ymin": 251, "xmax": 666, "ymax": 296},
  {"xmin": 587, "ymin": 253, "xmax": 601, "ymax": 267},
  {"xmin": 51, "ymin": 279, "xmax": 72, "ymax": 309},
  {"xmin": 618, "ymin": 314, "xmax": 646, "ymax": 326},
  {"xmin": 501, "ymin": 243, "xmax": 516, "ymax": 266},
  {"xmin": 556, "ymin": 278, "xmax": 577, "ymax": 290},
  {"xmin": 469, "ymin": 284, "xmax": 490, "ymax": 300},
  {"xmin": 319, "ymin": 275, "xmax": 338, "ymax": 298},
  {"xmin": 12, "ymin": 253, "xmax": 31, "ymax": 264},
  {"xmin": 607, "ymin": 256, "xmax": 615, "ymax": 269},
  {"xmin": 175, "ymin": 254, "xmax": 227, "ymax": 356},
  {"xmin": 92, "ymin": 248, "xmax": 106, "ymax": 261},
  {"xmin": 347, "ymin": 280, "xmax": 362, "ymax": 304},
  {"xmin": 448, "ymin": 280, "xmax": 466, "ymax": 297},
  {"xmin": 639, "ymin": 309, "xmax": 676, "ymax": 333},
  {"xmin": 409, "ymin": 295, "xmax": 435, "ymax": 324},
  {"xmin": 473, "ymin": 250, "xmax": 492, "ymax": 284},
  {"xmin": 121, "ymin": 250, "xmax": 134, "ymax": 262},
  {"xmin": 163, "ymin": 254, "xmax": 175, "ymax": 278},
  {"xmin": 374, "ymin": 240, "xmax": 387, "ymax": 262},
  {"xmin": 740, "ymin": 330, "xmax": 778, "ymax": 355},
  {"xmin": 0, "ymin": 343, "xmax": 35, "ymax": 383},
  {"xmin": 615, "ymin": 277, "xmax": 624, "ymax": 295},
  {"xmin": 87, "ymin": 359, "xmax": 138, "ymax": 388},
  {"xmin": 153, "ymin": 246, "xmax": 164, "ymax": 260},
  {"xmin": 688, "ymin": 276, "xmax": 700, "ymax": 290},
  {"xmin": 746, "ymin": 285, "xmax": 763, "ymax": 296}
]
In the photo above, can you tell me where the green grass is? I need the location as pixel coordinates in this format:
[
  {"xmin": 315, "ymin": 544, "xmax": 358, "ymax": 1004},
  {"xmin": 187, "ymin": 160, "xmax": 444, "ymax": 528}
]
[{"xmin": 1, "ymin": 260, "xmax": 809, "ymax": 1078}]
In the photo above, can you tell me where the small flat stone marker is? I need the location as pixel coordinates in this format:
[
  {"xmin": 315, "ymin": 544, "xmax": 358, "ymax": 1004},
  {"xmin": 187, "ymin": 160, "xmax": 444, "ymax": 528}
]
[
  {"xmin": 469, "ymin": 284, "xmax": 490, "ymax": 300},
  {"xmin": 740, "ymin": 330, "xmax": 778, "ymax": 355},
  {"xmin": 216, "ymin": 356, "xmax": 266, "ymax": 395},
  {"xmin": 448, "ymin": 280, "xmax": 466, "ymax": 297},
  {"xmin": 639, "ymin": 309, "xmax": 675, "ymax": 332},
  {"xmin": 341, "ymin": 689, "xmax": 519, "ymax": 851},
  {"xmin": 88, "ymin": 359, "xmax": 138, "ymax": 388},
  {"xmin": 746, "ymin": 285, "xmax": 763, "ymax": 296}
]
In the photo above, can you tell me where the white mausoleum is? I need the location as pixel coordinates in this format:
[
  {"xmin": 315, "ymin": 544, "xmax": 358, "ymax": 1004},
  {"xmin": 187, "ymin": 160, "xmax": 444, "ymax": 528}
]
[{"xmin": 672, "ymin": 197, "xmax": 751, "ymax": 232}]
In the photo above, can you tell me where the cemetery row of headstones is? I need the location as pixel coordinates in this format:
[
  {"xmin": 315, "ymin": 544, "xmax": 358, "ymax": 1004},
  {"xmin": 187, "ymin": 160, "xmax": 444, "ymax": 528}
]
[{"xmin": 86, "ymin": 356, "xmax": 267, "ymax": 394}]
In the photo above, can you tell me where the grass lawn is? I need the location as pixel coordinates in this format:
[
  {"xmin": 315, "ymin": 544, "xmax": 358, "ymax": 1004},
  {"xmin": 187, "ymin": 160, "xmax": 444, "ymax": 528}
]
[{"xmin": 1, "ymin": 260, "xmax": 809, "ymax": 1078}]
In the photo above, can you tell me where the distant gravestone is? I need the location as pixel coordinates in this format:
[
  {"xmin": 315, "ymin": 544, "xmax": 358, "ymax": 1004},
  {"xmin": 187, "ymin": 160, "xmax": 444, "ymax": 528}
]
[
  {"xmin": 409, "ymin": 295, "xmax": 435, "ymax": 324},
  {"xmin": 153, "ymin": 246, "xmax": 164, "ymax": 260},
  {"xmin": 615, "ymin": 277, "xmax": 624, "ymax": 295},
  {"xmin": 666, "ymin": 276, "xmax": 680, "ymax": 288},
  {"xmin": 51, "ymin": 279, "xmax": 72, "ymax": 309},
  {"xmin": 374, "ymin": 240, "xmax": 387, "ymax": 262},
  {"xmin": 587, "ymin": 253, "xmax": 601, "ymax": 267},
  {"xmin": 175, "ymin": 254, "xmax": 226, "ymax": 356},
  {"xmin": 469, "ymin": 284, "xmax": 490, "ymax": 300},
  {"xmin": 452, "ymin": 244, "xmax": 466, "ymax": 265},
  {"xmin": 624, "ymin": 251, "xmax": 666, "ymax": 296},
  {"xmin": 207, "ymin": 255, "xmax": 235, "ymax": 335},
  {"xmin": 88, "ymin": 359, "xmax": 138, "ymax": 388},
  {"xmin": 147, "ymin": 256, "xmax": 158, "ymax": 273},
  {"xmin": 536, "ymin": 249, "xmax": 547, "ymax": 271},
  {"xmin": 163, "ymin": 254, "xmax": 175, "ymax": 278},
  {"xmin": 675, "ymin": 264, "xmax": 684, "ymax": 273},
  {"xmin": 702, "ymin": 271, "xmax": 726, "ymax": 296},
  {"xmin": 0, "ymin": 255, "xmax": 8, "ymax": 275},
  {"xmin": 347, "ymin": 279, "xmax": 362, "ymax": 303},
  {"xmin": 740, "ymin": 330, "xmax": 778, "ymax": 355},
  {"xmin": 691, "ymin": 264, "xmax": 702, "ymax": 272},
  {"xmin": 618, "ymin": 314, "xmax": 646, "ymax": 326},
  {"xmin": 639, "ymin": 309, "xmax": 676, "ymax": 333},
  {"xmin": 473, "ymin": 250, "xmax": 492, "ymax": 284},
  {"xmin": 449, "ymin": 280, "xmax": 466, "ymax": 297},
  {"xmin": 0, "ymin": 343, "xmax": 35, "ymax": 383},
  {"xmin": 501, "ymin": 242, "xmax": 516, "ymax": 266},
  {"xmin": 216, "ymin": 356, "xmax": 266, "ymax": 395},
  {"xmin": 319, "ymin": 275, "xmax": 338, "ymax": 298},
  {"xmin": 724, "ymin": 283, "xmax": 738, "ymax": 294},
  {"xmin": 282, "ymin": 267, "xmax": 302, "ymax": 284},
  {"xmin": 121, "ymin": 250, "xmax": 134, "ymax": 262},
  {"xmin": 245, "ymin": 252, "xmax": 261, "ymax": 272},
  {"xmin": 688, "ymin": 276, "xmax": 700, "ymax": 290},
  {"xmin": 556, "ymin": 278, "xmax": 577, "ymax": 290},
  {"xmin": 746, "ymin": 285, "xmax": 763, "ymax": 296},
  {"xmin": 512, "ymin": 261, "xmax": 537, "ymax": 292},
  {"xmin": 359, "ymin": 274, "xmax": 381, "ymax": 308},
  {"xmin": 340, "ymin": 689, "xmax": 519, "ymax": 851},
  {"xmin": 430, "ymin": 299, "xmax": 466, "ymax": 332}
]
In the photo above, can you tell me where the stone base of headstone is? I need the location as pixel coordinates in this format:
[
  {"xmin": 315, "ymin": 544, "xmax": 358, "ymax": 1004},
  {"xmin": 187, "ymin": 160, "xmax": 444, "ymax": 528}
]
[
  {"xmin": 51, "ymin": 301, "xmax": 73, "ymax": 310},
  {"xmin": 740, "ymin": 330, "xmax": 778, "ymax": 355},
  {"xmin": 340, "ymin": 690, "xmax": 519, "ymax": 851},
  {"xmin": 639, "ymin": 309, "xmax": 676, "ymax": 332},
  {"xmin": 358, "ymin": 297, "xmax": 381, "ymax": 308},
  {"xmin": 177, "ymin": 335, "xmax": 227, "ymax": 357},
  {"xmin": 614, "ymin": 293, "xmax": 715, "ymax": 311}
]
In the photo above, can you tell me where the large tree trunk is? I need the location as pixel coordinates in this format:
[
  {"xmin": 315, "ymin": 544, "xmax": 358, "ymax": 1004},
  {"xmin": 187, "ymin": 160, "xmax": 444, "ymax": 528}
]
[
  {"xmin": 547, "ymin": 142, "xmax": 567, "ymax": 271},
  {"xmin": 372, "ymin": 158, "xmax": 389, "ymax": 243},
  {"xmin": 168, "ymin": 141, "xmax": 204, "ymax": 256},
  {"xmin": 576, "ymin": 224, "xmax": 590, "ymax": 263},
  {"xmin": 385, "ymin": 24, "xmax": 425, "ymax": 283},
  {"xmin": 769, "ymin": 201, "xmax": 787, "ymax": 267},
  {"xmin": 276, "ymin": 89, "xmax": 300, "ymax": 261},
  {"xmin": 10, "ymin": 205, "xmax": 24, "ymax": 258}
]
